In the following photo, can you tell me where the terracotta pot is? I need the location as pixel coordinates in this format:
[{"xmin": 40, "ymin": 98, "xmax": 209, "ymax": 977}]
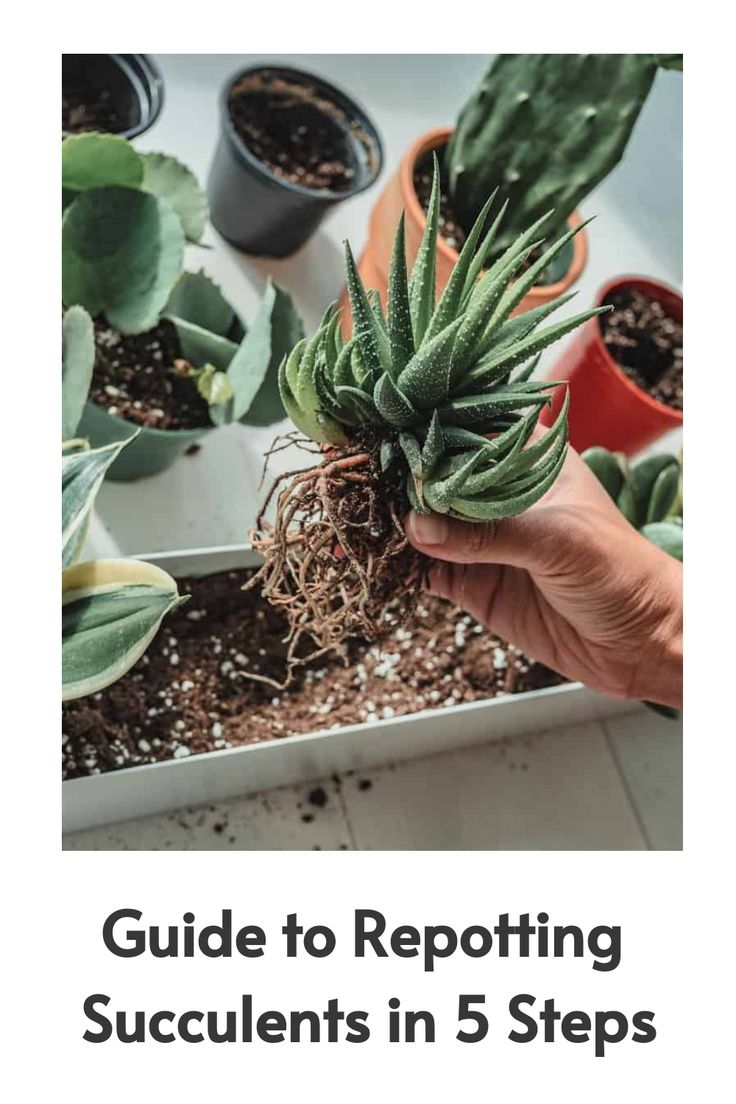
[
  {"xmin": 340, "ymin": 125, "xmax": 588, "ymax": 328},
  {"xmin": 544, "ymin": 276, "xmax": 682, "ymax": 455}
]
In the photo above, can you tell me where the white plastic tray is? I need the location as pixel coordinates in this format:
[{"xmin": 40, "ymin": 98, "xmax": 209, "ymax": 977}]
[{"xmin": 62, "ymin": 544, "xmax": 637, "ymax": 831}]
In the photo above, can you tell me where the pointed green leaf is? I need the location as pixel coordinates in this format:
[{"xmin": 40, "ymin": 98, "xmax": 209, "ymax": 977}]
[
  {"xmin": 62, "ymin": 437, "xmax": 133, "ymax": 567},
  {"xmin": 164, "ymin": 270, "xmax": 237, "ymax": 337},
  {"xmin": 387, "ymin": 214, "xmax": 414, "ymax": 376},
  {"xmin": 212, "ymin": 281, "xmax": 304, "ymax": 427},
  {"xmin": 373, "ymin": 373, "xmax": 419, "ymax": 428},
  {"xmin": 344, "ymin": 242, "xmax": 390, "ymax": 377},
  {"xmin": 409, "ymin": 153, "xmax": 440, "ymax": 347},
  {"xmin": 491, "ymin": 218, "xmax": 594, "ymax": 325},
  {"xmin": 62, "ymin": 559, "xmax": 186, "ymax": 701},
  {"xmin": 399, "ymin": 432, "xmax": 423, "ymax": 477},
  {"xmin": 424, "ymin": 192, "xmax": 496, "ymax": 342},
  {"xmin": 62, "ymin": 306, "xmax": 95, "ymax": 440},
  {"xmin": 397, "ymin": 316, "xmax": 463, "ymax": 409},
  {"xmin": 465, "ymin": 307, "xmax": 607, "ymax": 387},
  {"xmin": 168, "ymin": 317, "xmax": 238, "ymax": 373},
  {"xmin": 421, "ymin": 411, "xmax": 444, "ymax": 472}
]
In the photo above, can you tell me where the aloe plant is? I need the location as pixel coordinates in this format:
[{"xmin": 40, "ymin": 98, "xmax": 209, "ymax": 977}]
[
  {"xmin": 280, "ymin": 158, "xmax": 603, "ymax": 522},
  {"xmin": 583, "ymin": 446, "xmax": 682, "ymax": 562},
  {"xmin": 445, "ymin": 54, "xmax": 682, "ymax": 264},
  {"xmin": 62, "ymin": 133, "xmax": 304, "ymax": 432},
  {"xmin": 61, "ymin": 307, "xmax": 184, "ymax": 700}
]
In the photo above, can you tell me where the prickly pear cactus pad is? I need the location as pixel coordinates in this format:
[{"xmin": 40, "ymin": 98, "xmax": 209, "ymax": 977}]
[
  {"xmin": 445, "ymin": 54, "xmax": 682, "ymax": 260},
  {"xmin": 247, "ymin": 162, "xmax": 605, "ymax": 683}
]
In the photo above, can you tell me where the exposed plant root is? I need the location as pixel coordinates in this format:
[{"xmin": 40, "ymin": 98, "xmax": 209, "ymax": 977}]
[{"xmin": 245, "ymin": 442, "xmax": 428, "ymax": 688}]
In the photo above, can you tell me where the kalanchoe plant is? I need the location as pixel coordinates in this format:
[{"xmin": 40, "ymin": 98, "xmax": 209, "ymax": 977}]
[
  {"xmin": 62, "ymin": 307, "xmax": 185, "ymax": 701},
  {"xmin": 62, "ymin": 134, "xmax": 303, "ymax": 478},
  {"xmin": 248, "ymin": 160, "xmax": 605, "ymax": 683},
  {"xmin": 445, "ymin": 54, "xmax": 683, "ymax": 268}
]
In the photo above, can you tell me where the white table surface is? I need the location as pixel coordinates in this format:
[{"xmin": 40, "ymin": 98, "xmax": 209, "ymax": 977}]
[{"xmin": 71, "ymin": 55, "xmax": 683, "ymax": 851}]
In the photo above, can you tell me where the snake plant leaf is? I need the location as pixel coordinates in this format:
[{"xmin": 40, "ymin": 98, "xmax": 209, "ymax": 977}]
[
  {"xmin": 387, "ymin": 214, "xmax": 414, "ymax": 376},
  {"xmin": 62, "ymin": 437, "xmax": 133, "ymax": 568},
  {"xmin": 62, "ymin": 132, "xmax": 144, "ymax": 194},
  {"xmin": 164, "ymin": 270, "xmax": 238, "ymax": 337},
  {"xmin": 141, "ymin": 151, "xmax": 208, "ymax": 242},
  {"xmin": 409, "ymin": 153, "xmax": 440, "ymax": 347},
  {"xmin": 62, "ymin": 187, "xmax": 185, "ymax": 335},
  {"xmin": 214, "ymin": 280, "xmax": 304, "ymax": 427},
  {"xmin": 62, "ymin": 559, "xmax": 186, "ymax": 701},
  {"xmin": 62, "ymin": 305, "xmax": 95, "ymax": 440},
  {"xmin": 581, "ymin": 446, "xmax": 627, "ymax": 501}
]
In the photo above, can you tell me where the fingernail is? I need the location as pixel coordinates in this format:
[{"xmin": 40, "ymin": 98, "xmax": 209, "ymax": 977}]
[{"xmin": 409, "ymin": 511, "xmax": 449, "ymax": 546}]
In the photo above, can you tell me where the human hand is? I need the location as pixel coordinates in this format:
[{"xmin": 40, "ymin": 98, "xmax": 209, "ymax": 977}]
[{"xmin": 405, "ymin": 443, "xmax": 683, "ymax": 708}]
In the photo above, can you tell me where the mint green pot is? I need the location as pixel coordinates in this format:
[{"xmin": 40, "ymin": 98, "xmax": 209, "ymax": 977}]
[{"xmin": 78, "ymin": 401, "xmax": 214, "ymax": 481}]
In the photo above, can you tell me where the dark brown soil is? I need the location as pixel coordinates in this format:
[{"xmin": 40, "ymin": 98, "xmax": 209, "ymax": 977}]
[
  {"xmin": 90, "ymin": 318, "xmax": 211, "ymax": 431},
  {"xmin": 62, "ymin": 567, "xmax": 563, "ymax": 780},
  {"xmin": 228, "ymin": 70, "xmax": 372, "ymax": 192},
  {"xmin": 413, "ymin": 162, "xmax": 467, "ymax": 252},
  {"xmin": 413, "ymin": 155, "xmax": 546, "ymax": 276},
  {"xmin": 600, "ymin": 288, "xmax": 683, "ymax": 411},
  {"xmin": 62, "ymin": 88, "xmax": 122, "ymax": 134}
]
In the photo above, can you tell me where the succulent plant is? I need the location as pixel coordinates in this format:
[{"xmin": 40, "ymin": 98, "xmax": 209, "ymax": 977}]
[
  {"xmin": 280, "ymin": 159, "xmax": 604, "ymax": 522},
  {"xmin": 62, "ymin": 307, "xmax": 184, "ymax": 700},
  {"xmin": 583, "ymin": 446, "xmax": 683, "ymax": 561},
  {"xmin": 62, "ymin": 133, "xmax": 304, "ymax": 430},
  {"xmin": 445, "ymin": 54, "xmax": 682, "ymax": 264}
]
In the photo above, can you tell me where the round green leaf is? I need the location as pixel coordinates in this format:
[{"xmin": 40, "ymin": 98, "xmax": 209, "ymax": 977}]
[
  {"xmin": 62, "ymin": 133, "xmax": 144, "ymax": 193},
  {"xmin": 141, "ymin": 151, "xmax": 208, "ymax": 242},
  {"xmin": 62, "ymin": 187, "xmax": 185, "ymax": 335}
]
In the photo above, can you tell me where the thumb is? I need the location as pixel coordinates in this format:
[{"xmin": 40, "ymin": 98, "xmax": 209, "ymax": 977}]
[{"xmin": 405, "ymin": 508, "xmax": 552, "ymax": 571}]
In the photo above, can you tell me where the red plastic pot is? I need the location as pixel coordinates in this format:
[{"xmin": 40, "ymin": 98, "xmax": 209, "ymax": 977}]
[{"xmin": 544, "ymin": 276, "xmax": 682, "ymax": 455}]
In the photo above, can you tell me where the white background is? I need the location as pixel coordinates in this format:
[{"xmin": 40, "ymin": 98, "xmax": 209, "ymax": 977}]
[{"xmin": 3, "ymin": 4, "xmax": 731, "ymax": 1101}]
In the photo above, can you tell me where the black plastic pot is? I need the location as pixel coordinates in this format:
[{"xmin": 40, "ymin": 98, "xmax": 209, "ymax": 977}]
[
  {"xmin": 207, "ymin": 65, "xmax": 383, "ymax": 257},
  {"xmin": 62, "ymin": 54, "xmax": 164, "ymax": 140}
]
